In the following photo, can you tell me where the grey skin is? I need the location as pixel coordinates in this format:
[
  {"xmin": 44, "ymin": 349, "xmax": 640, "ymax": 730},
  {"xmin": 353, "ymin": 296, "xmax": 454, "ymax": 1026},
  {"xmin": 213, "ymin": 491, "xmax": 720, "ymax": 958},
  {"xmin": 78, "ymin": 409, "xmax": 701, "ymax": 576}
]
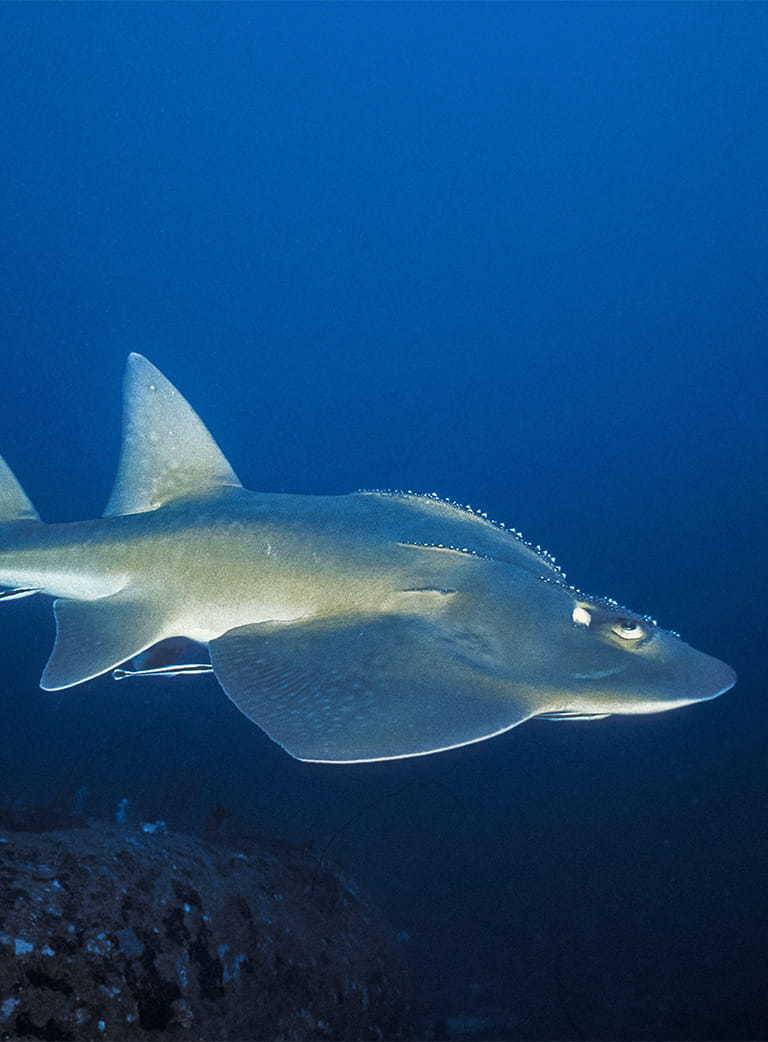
[{"xmin": 0, "ymin": 354, "xmax": 736, "ymax": 763}]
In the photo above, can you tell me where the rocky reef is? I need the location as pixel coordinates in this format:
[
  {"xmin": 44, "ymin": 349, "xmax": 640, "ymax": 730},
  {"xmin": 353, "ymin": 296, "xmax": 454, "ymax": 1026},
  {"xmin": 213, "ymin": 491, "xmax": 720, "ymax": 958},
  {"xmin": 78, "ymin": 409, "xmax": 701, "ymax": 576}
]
[{"xmin": 0, "ymin": 824, "xmax": 414, "ymax": 1040}]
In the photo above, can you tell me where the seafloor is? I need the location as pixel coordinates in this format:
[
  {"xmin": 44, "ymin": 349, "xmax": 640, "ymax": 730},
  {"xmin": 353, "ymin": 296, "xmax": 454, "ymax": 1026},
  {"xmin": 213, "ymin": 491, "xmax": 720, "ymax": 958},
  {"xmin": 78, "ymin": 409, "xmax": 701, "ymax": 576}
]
[{"xmin": 0, "ymin": 821, "xmax": 417, "ymax": 1041}]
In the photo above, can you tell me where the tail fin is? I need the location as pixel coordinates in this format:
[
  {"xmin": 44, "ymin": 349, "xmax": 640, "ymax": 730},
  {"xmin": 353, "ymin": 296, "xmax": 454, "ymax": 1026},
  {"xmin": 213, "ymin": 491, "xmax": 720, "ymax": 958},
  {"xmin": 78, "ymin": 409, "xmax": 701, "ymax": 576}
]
[{"xmin": 0, "ymin": 454, "xmax": 39, "ymax": 522}]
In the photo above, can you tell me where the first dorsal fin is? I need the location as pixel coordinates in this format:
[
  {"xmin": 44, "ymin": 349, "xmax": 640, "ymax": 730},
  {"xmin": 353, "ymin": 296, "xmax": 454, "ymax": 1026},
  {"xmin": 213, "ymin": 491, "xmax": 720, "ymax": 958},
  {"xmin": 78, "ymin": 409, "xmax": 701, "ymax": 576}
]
[{"xmin": 104, "ymin": 354, "xmax": 241, "ymax": 516}]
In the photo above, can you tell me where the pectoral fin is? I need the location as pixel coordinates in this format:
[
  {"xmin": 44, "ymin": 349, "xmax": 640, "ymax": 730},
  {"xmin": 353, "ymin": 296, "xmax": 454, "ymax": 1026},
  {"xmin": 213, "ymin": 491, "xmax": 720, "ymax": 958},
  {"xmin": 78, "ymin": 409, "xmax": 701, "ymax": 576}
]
[
  {"xmin": 41, "ymin": 592, "xmax": 170, "ymax": 691},
  {"xmin": 209, "ymin": 614, "xmax": 532, "ymax": 763}
]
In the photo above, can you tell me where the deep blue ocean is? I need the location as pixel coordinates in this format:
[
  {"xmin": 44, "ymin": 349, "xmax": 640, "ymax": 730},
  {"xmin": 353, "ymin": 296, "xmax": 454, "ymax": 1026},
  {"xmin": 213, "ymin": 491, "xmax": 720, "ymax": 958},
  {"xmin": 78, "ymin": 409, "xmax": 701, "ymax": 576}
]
[{"xmin": 1, "ymin": 4, "xmax": 766, "ymax": 1039}]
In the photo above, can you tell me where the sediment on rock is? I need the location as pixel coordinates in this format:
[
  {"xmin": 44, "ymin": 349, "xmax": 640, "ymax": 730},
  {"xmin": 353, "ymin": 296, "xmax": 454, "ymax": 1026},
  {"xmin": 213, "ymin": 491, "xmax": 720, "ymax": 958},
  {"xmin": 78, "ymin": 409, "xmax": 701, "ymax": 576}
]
[{"xmin": 0, "ymin": 824, "xmax": 415, "ymax": 1040}]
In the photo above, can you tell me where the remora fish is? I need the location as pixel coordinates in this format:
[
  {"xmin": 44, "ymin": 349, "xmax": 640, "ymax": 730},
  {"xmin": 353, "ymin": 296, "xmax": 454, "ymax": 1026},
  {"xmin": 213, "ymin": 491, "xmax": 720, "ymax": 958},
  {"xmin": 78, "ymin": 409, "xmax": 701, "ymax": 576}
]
[{"xmin": 0, "ymin": 355, "xmax": 736, "ymax": 763}]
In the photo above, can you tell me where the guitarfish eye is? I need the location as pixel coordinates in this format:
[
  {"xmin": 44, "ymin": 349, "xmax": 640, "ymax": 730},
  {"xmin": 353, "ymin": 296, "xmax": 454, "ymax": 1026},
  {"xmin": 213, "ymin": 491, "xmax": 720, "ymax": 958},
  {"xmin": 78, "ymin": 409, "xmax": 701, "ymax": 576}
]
[{"xmin": 611, "ymin": 619, "xmax": 646, "ymax": 641}]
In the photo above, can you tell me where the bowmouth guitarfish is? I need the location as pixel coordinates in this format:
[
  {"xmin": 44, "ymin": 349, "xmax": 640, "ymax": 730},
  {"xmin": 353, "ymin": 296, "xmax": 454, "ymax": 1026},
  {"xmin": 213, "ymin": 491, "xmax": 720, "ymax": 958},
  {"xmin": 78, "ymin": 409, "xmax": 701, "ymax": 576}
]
[{"xmin": 0, "ymin": 355, "xmax": 736, "ymax": 762}]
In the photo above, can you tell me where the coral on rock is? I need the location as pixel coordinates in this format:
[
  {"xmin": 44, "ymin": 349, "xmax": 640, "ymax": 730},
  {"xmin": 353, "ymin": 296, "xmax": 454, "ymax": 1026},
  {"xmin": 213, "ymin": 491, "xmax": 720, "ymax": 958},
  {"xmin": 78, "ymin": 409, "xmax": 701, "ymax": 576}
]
[{"xmin": 0, "ymin": 824, "xmax": 414, "ymax": 1040}]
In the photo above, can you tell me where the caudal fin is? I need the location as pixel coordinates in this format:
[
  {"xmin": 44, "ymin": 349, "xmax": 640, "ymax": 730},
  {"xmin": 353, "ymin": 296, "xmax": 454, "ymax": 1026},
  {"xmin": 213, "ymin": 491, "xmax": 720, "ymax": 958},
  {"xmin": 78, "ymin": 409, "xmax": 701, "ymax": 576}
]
[{"xmin": 0, "ymin": 454, "xmax": 39, "ymax": 522}]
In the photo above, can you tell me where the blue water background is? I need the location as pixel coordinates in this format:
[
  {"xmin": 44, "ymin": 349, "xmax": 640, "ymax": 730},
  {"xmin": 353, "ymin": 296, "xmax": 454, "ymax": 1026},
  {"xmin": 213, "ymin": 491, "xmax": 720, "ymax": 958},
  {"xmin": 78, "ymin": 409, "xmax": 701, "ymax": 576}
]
[{"xmin": 1, "ymin": 5, "xmax": 766, "ymax": 1038}]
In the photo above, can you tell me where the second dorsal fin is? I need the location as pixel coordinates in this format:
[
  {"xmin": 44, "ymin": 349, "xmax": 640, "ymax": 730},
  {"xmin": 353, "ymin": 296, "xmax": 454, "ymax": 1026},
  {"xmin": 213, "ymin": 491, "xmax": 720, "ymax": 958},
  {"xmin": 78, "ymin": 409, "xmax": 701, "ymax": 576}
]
[
  {"xmin": 0, "ymin": 454, "xmax": 40, "ymax": 522},
  {"xmin": 104, "ymin": 354, "xmax": 241, "ymax": 516}
]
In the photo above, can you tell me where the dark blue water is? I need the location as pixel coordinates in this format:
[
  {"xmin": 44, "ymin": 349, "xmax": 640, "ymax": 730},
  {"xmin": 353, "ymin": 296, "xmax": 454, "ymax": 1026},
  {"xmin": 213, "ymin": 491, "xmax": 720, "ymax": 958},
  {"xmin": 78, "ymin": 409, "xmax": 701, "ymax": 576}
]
[{"xmin": 1, "ymin": 5, "xmax": 766, "ymax": 1038}]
